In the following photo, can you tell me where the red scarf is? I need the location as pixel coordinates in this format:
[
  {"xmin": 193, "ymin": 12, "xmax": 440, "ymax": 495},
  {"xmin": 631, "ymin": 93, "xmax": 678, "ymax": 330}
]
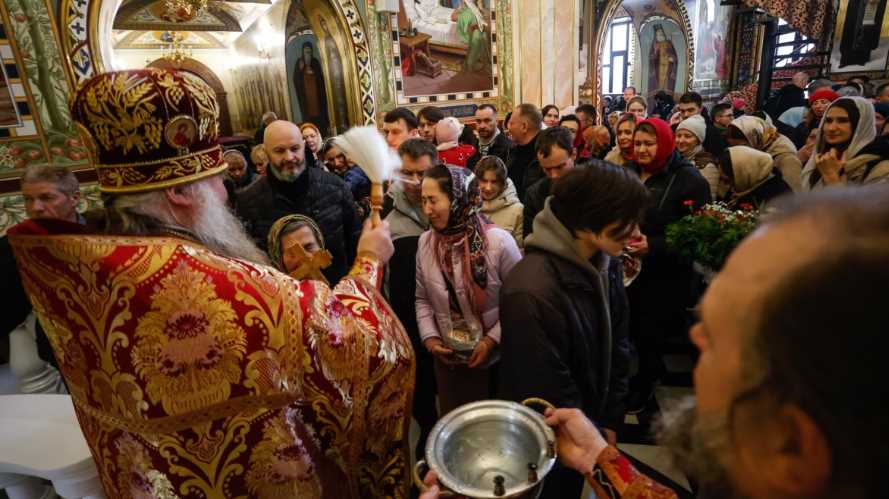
[{"xmin": 636, "ymin": 117, "xmax": 675, "ymax": 174}]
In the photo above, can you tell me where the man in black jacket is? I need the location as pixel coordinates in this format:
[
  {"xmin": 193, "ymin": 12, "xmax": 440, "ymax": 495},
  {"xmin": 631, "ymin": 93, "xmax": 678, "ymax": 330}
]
[
  {"xmin": 764, "ymin": 72, "xmax": 810, "ymax": 121},
  {"xmin": 467, "ymin": 104, "xmax": 512, "ymax": 170},
  {"xmin": 522, "ymin": 126, "xmax": 576, "ymax": 237},
  {"xmin": 237, "ymin": 120, "xmax": 360, "ymax": 284},
  {"xmin": 505, "ymin": 103, "xmax": 542, "ymax": 201},
  {"xmin": 499, "ymin": 162, "xmax": 646, "ymax": 499}
]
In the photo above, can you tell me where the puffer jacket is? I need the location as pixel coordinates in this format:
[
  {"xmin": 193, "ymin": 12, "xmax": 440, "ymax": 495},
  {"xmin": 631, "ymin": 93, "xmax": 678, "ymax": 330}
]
[
  {"xmin": 237, "ymin": 167, "xmax": 361, "ymax": 284},
  {"xmin": 481, "ymin": 179, "xmax": 524, "ymax": 248},
  {"xmin": 415, "ymin": 226, "xmax": 522, "ymax": 354}
]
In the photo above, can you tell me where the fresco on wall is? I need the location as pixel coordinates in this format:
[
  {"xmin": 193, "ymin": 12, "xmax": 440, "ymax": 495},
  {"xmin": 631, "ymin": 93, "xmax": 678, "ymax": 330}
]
[
  {"xmin": 830, "ymin": 0, "xmax": 889, "ymax": 73},
  {"xmin": 1, "ymin": 0, "xmax": 89, "ymax": 174},
  {"xmin": 694, "ymin": 0, "xmax": 732, "ymax": 80},
  {"xmin": 637, "ymin": 18, "xmax": 687, "ymax": 97},
  {"xmin": 397, "ymin": 0, "xmax": 495, "ymax": 96},
  {"xmin": 285, "ymin": 0, "xmax": 350, "ymax": 135}
]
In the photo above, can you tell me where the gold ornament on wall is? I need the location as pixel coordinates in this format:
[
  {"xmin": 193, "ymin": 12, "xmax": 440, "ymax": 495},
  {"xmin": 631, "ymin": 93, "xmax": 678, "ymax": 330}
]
[{"xmin": 161, "ymin": 0, "xmax": 209, "ymax": 23}]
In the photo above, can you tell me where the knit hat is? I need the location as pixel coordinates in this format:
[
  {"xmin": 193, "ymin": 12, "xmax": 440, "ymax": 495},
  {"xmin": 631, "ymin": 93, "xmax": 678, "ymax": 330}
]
[
  {"xmin": 71, "ymin": 68, "xmax": 226, "ymax": 193},
  {"xmin": 435, "ymin": 116, "xmax": 462, "ymax": 149},
  {"xmin": 809, "ymin": 89, "xmax": 839, "ymax": 106},
  {"xmin": 676, "ymin": 114, "xmax": 707, "ymax": 143}
]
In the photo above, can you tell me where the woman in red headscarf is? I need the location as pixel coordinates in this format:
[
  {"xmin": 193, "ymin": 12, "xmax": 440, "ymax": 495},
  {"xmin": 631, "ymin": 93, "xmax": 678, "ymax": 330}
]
[{"xmin": 623, "ymin": 117, "xmax": 711, "ymax": 414}]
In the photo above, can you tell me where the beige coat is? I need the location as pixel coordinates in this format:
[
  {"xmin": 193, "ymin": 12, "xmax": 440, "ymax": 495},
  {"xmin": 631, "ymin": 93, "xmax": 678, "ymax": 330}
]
[
  {"xmin": 604, "ymin": 146, "xmax": 630, "ymax": 167},
  {"xmin": 482, "ymin": 179, "xmax": 524, "ymax": 248},
  {"xmin": 766, "ymin": 134, "xmax": 803, "ymax": 192}
]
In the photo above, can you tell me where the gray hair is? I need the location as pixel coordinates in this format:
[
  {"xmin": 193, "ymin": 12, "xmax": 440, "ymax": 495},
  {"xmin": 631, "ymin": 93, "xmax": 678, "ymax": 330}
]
[{"xmin": 21, "ymin": 164, "xmax": 79, "ymax": 197}]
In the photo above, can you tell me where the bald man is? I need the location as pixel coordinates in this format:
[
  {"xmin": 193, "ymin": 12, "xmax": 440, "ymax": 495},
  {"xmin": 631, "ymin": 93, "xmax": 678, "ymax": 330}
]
[{"xmin": 237, "ymin": 120, "xmax": 361, "ymax": 283}]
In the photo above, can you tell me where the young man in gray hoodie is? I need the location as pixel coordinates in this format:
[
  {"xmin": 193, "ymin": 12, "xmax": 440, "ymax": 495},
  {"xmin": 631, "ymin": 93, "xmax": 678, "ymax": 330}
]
[{"xmin": 498, "ymin": 160, "xmax": 649, "ymax": 499}]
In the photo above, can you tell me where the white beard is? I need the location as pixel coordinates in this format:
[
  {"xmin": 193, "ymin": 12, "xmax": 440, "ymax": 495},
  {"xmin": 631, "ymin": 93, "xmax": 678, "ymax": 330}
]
[{"xmin": 190, "ymin": 181, "xmax": 271, "ymax": 266}]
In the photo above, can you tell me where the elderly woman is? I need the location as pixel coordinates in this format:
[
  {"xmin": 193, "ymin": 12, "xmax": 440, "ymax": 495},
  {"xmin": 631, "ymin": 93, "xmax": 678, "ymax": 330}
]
[
  {"xmin": 675, "ymin": 114, "xmax": 720, "ymax": 199},
  {"xmin": 267, "ymin": 214, "xmax": 332, "ymax": 284},
  {"xmin": 802, "ymin": 96, "xmax": 888, "ymax": 189},
  {"xmin": 416, "ymin": 164, "xmax": 521, "ymax": 414},
  {"xmin": 250, "ymin": 144, "xmax": 268, "ymax": 176},
  {"xmin": 475, "ymin": 156, "xmax": 523, "ymax": 247},
  {"xmin": 718, "ymin": 145, "xmax": 792, "ymax": 210},
  {"xmin": 223, "ymin": 149, "xmax": 256, "ymax": 189},
  {"xmin": 300, "ymin": 122, "xmax": 323, "ymax": 157},
  {"xmin": 727, "ymin": 115, "xmax": 803, "ymax": 192}
]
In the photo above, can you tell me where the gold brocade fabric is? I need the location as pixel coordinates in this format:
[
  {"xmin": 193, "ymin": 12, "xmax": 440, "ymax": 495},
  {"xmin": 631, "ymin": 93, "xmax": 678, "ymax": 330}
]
[{"xmin": 9, "ymin": 228, "xmax": 414, "ymax": 499}]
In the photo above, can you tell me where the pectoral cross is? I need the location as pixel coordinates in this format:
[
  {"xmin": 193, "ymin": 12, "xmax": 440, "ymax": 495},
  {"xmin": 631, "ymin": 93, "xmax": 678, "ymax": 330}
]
[{"xmin": 284, "ymin": 242, "xmax": 333, "ymax": 286}]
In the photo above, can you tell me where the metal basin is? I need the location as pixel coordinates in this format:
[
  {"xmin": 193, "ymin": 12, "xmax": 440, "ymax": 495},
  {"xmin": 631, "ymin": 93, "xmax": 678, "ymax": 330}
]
[{"xmin": 419, "ymin": 399, "xmax": 557, "ymax": 498}]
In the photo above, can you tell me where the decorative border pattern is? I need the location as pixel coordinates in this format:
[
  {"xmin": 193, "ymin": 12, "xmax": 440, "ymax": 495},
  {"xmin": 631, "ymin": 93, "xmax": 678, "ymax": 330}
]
[
  {"xmin": 0, "ymin": 13, "xmax": 33, "ymax": 138},
  {"xmin": 332, "ymin": 0, "xmax": 376, "ymax": 124},
  {"xmin": 390, "ymin": 7, "xmax": 499, "ymax": 106}
]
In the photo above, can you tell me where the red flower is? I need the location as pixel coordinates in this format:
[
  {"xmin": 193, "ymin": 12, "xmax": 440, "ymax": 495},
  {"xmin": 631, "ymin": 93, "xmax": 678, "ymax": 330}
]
[
  {"xmin": 740, "ymin": 203, "xmax": 754, "ymax": 211},
  {"xmin": 683, "ymin": 200, "xmax": 695, "ymax": 206}
]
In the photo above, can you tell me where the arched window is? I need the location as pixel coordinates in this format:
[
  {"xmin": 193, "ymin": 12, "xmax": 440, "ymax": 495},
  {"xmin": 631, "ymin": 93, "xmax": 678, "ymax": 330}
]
[{"xmin": 601, "ymin": 16, "xmax": 635, "ymax": 95}]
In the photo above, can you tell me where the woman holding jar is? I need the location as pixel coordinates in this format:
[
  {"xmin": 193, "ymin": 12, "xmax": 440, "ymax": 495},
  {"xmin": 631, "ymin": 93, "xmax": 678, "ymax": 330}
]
[{"xmin": 415, "ymin": 164, "xmax": 522, "ymax": 414}]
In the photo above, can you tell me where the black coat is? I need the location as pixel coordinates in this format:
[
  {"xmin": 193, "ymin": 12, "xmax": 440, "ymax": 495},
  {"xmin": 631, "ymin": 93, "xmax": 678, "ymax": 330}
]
[
  {"xmin": 522, "ymin": 177, "xmax": 549, "ymax": 238},
  {"xmin": 505, "ymin": 134, "xmax": 539, "ymax": 202},
  {"xmin": 764, "ymin": 84, "xmax": 807, "ymax": 122},
  {"xmin": 498, "ymin": 250, "xmax": 631, "ymax": 431},
  {"xmin": 467, "ymin": 131, "xmax": 513, "ymax": 171},
  {"xmin": 1, "ymin": 236, "xmax": 58, "ymax": 368},
  {"xmin": 236, "ymin": 167, "xmax": 361, "ymax": 284},
  {"xmin": 629, "ymin": 151, "xmax": 712, "ymax": 273},
  {"xmin": 627, "ymin": 151, "xmax": 711, "ymax": 341}
]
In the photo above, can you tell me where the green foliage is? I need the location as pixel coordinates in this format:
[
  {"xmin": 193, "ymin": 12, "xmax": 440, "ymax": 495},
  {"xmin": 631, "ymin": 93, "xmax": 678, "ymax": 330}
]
[{"xmin": 666, "ymin": 203, "xmax": 759, "ymax": 271}]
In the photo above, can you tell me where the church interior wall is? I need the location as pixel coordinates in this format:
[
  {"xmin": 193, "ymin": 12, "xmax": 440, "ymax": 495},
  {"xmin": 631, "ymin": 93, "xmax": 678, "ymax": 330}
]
[{"xmin": 1, "ymin": 0, "xmax": 889, "ymax": 233}]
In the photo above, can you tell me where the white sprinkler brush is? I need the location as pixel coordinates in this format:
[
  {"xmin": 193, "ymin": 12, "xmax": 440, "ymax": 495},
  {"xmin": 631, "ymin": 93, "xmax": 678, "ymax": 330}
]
[{"xmin": 334, "ymin": 126, "xmax": 400, "ymax": 228}]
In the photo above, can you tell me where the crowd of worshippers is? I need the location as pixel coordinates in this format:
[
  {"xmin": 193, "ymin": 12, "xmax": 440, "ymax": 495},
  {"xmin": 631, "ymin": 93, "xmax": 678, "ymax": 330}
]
[{"xmin": 4, "ymin": 70, "xmax": 889, "ymax": 499}]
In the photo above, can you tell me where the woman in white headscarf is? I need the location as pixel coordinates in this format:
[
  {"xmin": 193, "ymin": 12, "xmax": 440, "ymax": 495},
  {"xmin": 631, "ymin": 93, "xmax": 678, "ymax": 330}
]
[
  {"xmin": 801, "ymin": 97, "xmax": 887, "ymax": 190},
  {"xmin": 726, "ymin": 115, "xmax": 802, "ymax": 192},
  {"xmin": 718, "ymin": 146, "xmax": 792, "ymax": 210}
]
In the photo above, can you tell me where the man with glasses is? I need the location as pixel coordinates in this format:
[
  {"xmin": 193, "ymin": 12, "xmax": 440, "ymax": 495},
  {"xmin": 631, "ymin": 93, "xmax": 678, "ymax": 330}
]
[{"xmin": 385, "ymin": 138, "xmax": 438, "ymax": 461}]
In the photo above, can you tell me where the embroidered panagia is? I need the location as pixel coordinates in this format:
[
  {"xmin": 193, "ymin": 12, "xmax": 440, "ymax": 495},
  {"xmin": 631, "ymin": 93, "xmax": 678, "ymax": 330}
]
[{"xmin": 9, "ymin": 220, "xmax": 415, "ymax": 499}]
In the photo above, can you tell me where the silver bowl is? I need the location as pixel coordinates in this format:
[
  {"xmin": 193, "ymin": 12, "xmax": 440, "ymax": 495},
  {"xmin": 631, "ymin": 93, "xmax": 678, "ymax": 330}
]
[{"xmin": 416, "ymin": 399, "xmax": 557, "ymax": 498}]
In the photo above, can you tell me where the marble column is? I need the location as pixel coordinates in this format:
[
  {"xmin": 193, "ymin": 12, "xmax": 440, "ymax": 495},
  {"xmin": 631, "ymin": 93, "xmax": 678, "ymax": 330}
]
[{"xmin": 515, "ymin": 0, "xmax": 579, "ymax": 109}]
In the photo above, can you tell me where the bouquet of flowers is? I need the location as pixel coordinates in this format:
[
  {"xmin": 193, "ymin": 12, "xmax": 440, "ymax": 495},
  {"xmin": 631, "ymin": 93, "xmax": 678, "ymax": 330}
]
[{"xmin": 666, "ymin": 201, "xmax": 759, "ymax": 271}]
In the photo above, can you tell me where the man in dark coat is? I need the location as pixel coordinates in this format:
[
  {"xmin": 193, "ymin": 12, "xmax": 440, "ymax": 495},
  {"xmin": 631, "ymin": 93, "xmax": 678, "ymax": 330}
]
[
  {"xmin": 467, "ymin": 104, "xmax": 512, "ymax": 170},
  {"xmin": 237, "ymin": 120, "xmax": 360, "ymax": 284},
  {"xmin": 499, "ymin": 162, "xmax": 645, "ymax": 499},
  {"xmin": 505, "ymin": 103, "xmax": 542, "ymax": 201},
  {"xmin": 764, "ymin": 72, "xmax": 810, "ymax": 122},
  {"xmin": 385, "ymin": 138, "xmax": 436, "ymax": 460},
  {"xmin": 523, "ymin": 126, "xmax": 576, "ymax": 238}
]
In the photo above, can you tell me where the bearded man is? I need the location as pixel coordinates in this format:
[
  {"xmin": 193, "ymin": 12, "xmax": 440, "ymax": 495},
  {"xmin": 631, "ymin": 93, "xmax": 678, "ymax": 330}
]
[
  {"xmin": 8, "ymin": 69, "xmax": 414, "ymax": 499},
  {"xmin": 237, "ymin": 120, "xmax": 361, "ymax": 284}
]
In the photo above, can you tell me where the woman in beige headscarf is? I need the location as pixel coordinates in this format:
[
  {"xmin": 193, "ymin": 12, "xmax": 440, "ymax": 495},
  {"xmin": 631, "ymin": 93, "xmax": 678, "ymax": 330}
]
[
  {"xmin": 718, "ymin": 145, "xmax": 792, "ymax": 210},
  {"xmin": 726, "ymin": 115, "xmax": 802, "ymax": 191}
]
